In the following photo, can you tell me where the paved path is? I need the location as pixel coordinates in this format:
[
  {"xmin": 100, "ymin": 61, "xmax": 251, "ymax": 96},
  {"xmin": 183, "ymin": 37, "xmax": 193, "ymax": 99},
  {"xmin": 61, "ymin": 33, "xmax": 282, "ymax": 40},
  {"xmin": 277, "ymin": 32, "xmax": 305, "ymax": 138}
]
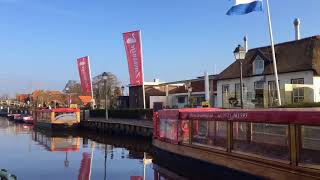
[{"xmin": 86, "ymin": 117, "xmax": 153, "ymax": 128}]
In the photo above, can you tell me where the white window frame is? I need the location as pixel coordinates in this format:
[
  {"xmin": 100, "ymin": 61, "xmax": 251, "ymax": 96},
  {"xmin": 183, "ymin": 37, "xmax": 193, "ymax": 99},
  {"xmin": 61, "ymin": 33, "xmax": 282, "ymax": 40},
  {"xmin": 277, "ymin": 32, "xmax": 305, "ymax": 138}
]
[
  {"xmin": 291, "ymin": 78, "xmax": 304, "ymax": 103},
  {"xmin": 222, "ymin": 84, "xmax": 230, "ymax": 107},
  {"xmin": 253, "ymin": 56, "xmax": 264, "ymax": 75}
]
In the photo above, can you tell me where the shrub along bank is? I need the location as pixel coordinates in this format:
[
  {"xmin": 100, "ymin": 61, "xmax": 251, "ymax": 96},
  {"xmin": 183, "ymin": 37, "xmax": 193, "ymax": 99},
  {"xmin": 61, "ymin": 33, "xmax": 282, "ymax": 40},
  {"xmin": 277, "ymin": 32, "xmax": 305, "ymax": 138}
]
[{"xmin": 89, "ymin": 109, "xmax": 153, "ymax": 120}]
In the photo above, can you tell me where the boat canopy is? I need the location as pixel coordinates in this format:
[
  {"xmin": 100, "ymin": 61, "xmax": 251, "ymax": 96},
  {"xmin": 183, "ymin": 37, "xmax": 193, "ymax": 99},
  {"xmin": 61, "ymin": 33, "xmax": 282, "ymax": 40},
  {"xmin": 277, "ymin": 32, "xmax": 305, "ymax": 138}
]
[
  {"xmin": 37, "ymin": 108, "xmax": 80, "ymax": 113},
  {"xmin": 158, "ymin": 108, "xmax": 320, "ymax": 125}
]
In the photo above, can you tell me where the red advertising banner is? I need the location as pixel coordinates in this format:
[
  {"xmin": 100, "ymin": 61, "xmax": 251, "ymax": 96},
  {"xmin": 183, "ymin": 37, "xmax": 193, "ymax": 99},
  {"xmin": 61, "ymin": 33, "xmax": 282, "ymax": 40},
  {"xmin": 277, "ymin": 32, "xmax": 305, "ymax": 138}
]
[
  {"xmin": 123, "ymin": 30, "xmax": 143, "ymax": 86},
  {"xmin": 77, "ymin": 56, "xmax": 93, "ymax": 96}
]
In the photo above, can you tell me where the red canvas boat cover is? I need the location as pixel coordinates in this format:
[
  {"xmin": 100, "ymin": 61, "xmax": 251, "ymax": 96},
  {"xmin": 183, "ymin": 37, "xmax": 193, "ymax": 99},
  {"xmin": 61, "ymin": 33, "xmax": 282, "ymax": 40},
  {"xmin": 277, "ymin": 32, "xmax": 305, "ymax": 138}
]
[
  {"xmin": 158, "ymin": 108, "xmax": 320, "ymax": 125},
  {"xmin": 38, "ymin": 108, "xmax": 80, "ymax": 113}
]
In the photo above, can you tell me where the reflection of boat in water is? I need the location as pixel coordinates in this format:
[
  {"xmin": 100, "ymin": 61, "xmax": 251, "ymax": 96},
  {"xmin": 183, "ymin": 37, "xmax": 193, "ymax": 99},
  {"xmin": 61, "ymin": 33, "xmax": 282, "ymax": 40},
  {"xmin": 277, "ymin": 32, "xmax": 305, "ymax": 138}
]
[
  {"xmin": 79, "ymin": 130, "xmax": 152, "ymax": 154},
  {"xmin": 0, "ymin": 118, "xmax": 10, "ymax": 129},
  {"xmin": 34, "ymin": 108, "xmax": 80, "ymax": 131},
  {"xmin": 0, "ymin": 118, "xmax": 33, "ymax": 134},
  {"xmin": 32, "ymin": 131, "xmax": 82, "ymax": 171},
  {"xmin": 32, "ymin": 131, "xmax": 80, "ymax": 152}
]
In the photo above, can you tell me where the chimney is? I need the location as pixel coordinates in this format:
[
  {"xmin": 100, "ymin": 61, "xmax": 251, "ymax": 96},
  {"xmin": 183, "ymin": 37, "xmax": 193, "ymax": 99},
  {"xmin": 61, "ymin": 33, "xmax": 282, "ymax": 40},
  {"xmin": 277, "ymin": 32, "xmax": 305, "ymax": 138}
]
[
  {"xmin": 204, "ymin": 71, "xmax": 210, "ymax": 102},
  {"xmin": 244, "ymin": 36, "xmax": 248, "ymax": 52},
  {"xmin": 294, "ymin": 18, "xmax": 301, "ymax": 40}
]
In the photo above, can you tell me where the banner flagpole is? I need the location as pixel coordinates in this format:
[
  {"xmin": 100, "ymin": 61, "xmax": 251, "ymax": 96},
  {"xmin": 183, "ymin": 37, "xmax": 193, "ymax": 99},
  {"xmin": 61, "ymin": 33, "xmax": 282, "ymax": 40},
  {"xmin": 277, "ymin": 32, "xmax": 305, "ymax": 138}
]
[
  {"xmin": 87, "ymin": 56, "xmax": 95, "ymax": 109},
  {"xmin": 265, "ymin": 0, "xmax": 282, "ymax": 106},
  {"xmin": 139, "ymin": 30, "xmax": 146, "ymax": 109}
]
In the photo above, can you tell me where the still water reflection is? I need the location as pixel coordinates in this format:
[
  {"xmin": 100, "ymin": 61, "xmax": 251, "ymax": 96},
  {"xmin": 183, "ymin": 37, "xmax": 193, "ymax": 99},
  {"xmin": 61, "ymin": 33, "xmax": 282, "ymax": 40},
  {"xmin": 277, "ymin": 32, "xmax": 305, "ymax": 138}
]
[
  {"xmin": 0, "ymin": 118, "xmax": 156, "ymax": 180},
  {"xmin": 0, "ymin": 118, "xmax": 261, "ymax": 180}
]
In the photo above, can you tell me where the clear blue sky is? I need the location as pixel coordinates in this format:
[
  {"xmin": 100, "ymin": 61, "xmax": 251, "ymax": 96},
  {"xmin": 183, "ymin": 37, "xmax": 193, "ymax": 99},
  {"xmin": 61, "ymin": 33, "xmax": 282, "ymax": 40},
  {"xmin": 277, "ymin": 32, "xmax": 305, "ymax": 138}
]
[{"xmin": 0, "ymin": 0, "xmax": 319, "ymax": 96}]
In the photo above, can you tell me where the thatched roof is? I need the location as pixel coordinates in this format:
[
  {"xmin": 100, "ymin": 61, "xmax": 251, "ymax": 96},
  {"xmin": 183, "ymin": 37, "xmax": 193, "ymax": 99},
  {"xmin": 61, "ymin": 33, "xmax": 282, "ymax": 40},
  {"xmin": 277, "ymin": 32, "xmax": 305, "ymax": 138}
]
[{"xmin": 217, "ymin": 35, "xmax": 320, "ymax": 80}]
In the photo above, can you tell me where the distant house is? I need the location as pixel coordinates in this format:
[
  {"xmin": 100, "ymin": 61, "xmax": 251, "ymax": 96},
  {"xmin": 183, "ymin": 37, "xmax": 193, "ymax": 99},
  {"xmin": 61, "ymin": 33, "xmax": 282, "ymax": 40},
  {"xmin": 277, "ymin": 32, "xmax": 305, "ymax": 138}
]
[
  {"xmin": 31, "ymin": 90, "xmax": 81, "ymax": 107},
  {"xmin": 216, "ymin": 36, "xmax": 320, "ymax": 108},
  {"xmin": 157, "ymin": 75, "xmax": 217, "ymax": 109},
  {"xmin": 129, "ymin": 80, "xmax": 166, "ymax": 109},
  {"xmin": 16, "ymin": 94, "xmax": 30, "ymax": 103},
  {"xmin": 129, "ymin": 76, "xmax": 217, "ymax": 109}
]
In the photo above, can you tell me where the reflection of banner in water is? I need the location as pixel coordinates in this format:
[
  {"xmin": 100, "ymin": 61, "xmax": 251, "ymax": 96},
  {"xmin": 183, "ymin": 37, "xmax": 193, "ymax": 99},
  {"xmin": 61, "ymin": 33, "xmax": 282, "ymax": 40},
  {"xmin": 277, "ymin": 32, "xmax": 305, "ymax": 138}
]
[
  {"xmin": 78, "ymin": 152, "xmax": 92, "ymax": 180},
  {"xmin": 130, "ymin": 176, "xmax": 143, "ymax": 180}
]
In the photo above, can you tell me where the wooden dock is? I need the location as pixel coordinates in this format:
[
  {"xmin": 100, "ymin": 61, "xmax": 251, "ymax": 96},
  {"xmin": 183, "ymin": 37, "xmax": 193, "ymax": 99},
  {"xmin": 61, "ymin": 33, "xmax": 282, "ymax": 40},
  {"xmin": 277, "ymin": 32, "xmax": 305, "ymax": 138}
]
[{"xmin": 79, "ymin": 118, "xmax": 153, "ymax": 138}]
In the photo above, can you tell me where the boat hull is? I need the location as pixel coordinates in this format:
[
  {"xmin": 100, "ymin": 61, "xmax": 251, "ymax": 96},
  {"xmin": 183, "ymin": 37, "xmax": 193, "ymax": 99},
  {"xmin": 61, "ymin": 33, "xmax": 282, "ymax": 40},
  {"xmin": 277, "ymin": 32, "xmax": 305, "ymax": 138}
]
[
  {"xmin": 153, "ymin": 139, "xmax": 320, "ymax": 180},
  {"xmin": 23, "ymin": 120, "xmax": 33, "ymax": 124},
  {"xmin": 34, "ymin": 122, "xmax": 79, "ymax": 132},
  {"xmin": 152, "ymin": 141, "xmax": 262, "ymax": 180}
]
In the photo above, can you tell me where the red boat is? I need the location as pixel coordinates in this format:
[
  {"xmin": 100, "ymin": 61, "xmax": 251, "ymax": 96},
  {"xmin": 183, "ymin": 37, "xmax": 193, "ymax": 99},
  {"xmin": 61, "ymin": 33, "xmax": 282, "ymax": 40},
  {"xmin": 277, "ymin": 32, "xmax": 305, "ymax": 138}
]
[
  {"xmin": 13, "ymin": 114, "xmax": 24, "ymax": 123},
  {"xmin": 22, "ymin": 116, "xmax": 33, "ymax": 124},
  {"xmin": 34, "ymin": 108, "xmax": 81, "ymax": 131},
  {"xmin": 153, "ymin": 108, "xmax": 320, "ymax": 180}
]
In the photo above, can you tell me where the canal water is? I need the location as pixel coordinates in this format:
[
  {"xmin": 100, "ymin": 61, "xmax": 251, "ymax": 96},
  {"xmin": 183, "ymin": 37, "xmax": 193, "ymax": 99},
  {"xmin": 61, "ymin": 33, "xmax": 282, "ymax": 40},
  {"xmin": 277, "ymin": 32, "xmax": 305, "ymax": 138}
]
[
  {"xmin": 0, "ymin": 118, "xmax": 155, "ymax": 180},
  {"xmin": 0, "ymin": 118, "xmax": 262, "ymax": 180}
]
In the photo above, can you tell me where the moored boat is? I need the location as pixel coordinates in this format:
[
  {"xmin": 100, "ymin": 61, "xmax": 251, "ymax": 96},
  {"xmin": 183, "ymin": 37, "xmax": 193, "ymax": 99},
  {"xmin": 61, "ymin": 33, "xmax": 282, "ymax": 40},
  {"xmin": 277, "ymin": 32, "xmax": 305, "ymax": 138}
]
[
  {"xmin": 0, "ymin": 109, "xmax": 7, "ymax": 117},
  {"xmin": 34, "ymin": 108, "xmax": 81, "ymax": 131},
  {"xmin": 153, "ymin": 108, "xmax": 320, "ymax": 180},
  {"xmin": 22, "ymin": 115, "xmax": 33, "ymax": 124},
  {"xmin": 13, "ymin": 114, "xmax": 24, "ymax": 123}
]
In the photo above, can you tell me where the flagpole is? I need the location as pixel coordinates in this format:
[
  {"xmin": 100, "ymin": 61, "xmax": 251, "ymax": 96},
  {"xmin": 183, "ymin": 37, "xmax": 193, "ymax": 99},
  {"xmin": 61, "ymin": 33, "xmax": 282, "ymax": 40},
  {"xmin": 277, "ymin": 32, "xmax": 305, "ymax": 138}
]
[
  {"xmin": 265, "ymin": 0, "xmax": 282, "ymax": 106},
  {"xmin": 87, "ymin": 56, "xmax": 95, "ymax": 109},
  {"xmin": 139, "ymin": 30, "xmax": 146, "ymax": 109}
]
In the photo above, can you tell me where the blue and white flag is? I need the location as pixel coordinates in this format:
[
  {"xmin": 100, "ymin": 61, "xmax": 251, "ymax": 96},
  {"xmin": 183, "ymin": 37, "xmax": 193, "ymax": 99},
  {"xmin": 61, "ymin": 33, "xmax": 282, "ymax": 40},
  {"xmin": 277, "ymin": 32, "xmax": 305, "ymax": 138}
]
[{"xmin": 227, "ymin": 0, "xmax": 263, "ymax": 15}]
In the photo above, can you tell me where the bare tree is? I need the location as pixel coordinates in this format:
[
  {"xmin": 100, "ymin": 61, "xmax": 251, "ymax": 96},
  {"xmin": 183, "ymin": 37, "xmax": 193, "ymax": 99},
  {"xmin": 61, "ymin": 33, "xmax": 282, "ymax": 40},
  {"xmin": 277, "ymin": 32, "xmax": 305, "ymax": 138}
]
[
  {"xmin": 63, "ymin": 80, "xmax": 82, "ymax": 94},
  {"xmin": 92, "ymin": 72, "xmax": 121, "ymax": 109}
]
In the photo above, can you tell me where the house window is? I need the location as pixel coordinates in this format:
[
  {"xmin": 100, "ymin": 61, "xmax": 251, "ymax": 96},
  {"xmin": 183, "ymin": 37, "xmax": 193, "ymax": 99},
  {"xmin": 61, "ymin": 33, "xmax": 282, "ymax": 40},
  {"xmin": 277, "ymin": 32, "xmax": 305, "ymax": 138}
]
[
  {"xmin": 235, "ymin": 83, "xmax": 240, "ymax": 98},
  {"xmin": 222, "ymin": 85, "xmax": 229, "ymax": 107},
  {"xmin": 222, "ymin": 85, "xmax": 229, "ymax": 96},
  {"xmin": 291, "ymin": 78, "xmax": 304, "ymax": 84},
  {"xmin": 268, "ymin": 81, "xmax": 277, "ymax": 107},
  {"xmin": 195, "ymin": 95, "xmax": 205, "ymax": 106},
  {"xmin": 254, "ymin": 81, "xmax": 265, "ymax": 108},
  {"xmin": 177, "ymin": 96, "xmax": 186, "ymax": 104},
  {"xmin": 291, "ymin": 78, "xmax": 304, "ymax": 103},
  {"xmin": 254, "ymin": 81, "xmax": 264, "ymax": 89},
  {"xmin": 253, "ymin": 56, "xmax": 264, "ymax": 75}
]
